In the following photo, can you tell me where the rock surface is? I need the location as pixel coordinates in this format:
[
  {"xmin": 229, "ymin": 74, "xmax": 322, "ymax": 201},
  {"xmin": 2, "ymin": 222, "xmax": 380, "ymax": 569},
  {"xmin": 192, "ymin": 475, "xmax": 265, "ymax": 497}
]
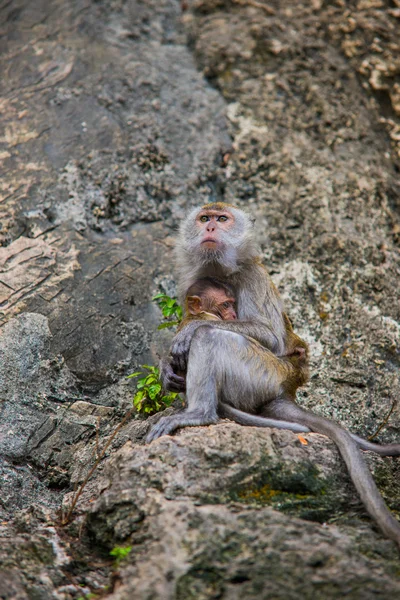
[{"xmin": 1, "ymin": 0, "xmax": 400, "ymax": 598}]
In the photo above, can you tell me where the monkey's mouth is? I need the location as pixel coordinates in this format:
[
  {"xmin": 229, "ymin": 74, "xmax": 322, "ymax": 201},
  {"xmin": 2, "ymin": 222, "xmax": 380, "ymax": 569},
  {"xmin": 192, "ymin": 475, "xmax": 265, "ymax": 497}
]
[{"xmin": 201, "ymin": 238, "xmax": 218, "ymax": 245}]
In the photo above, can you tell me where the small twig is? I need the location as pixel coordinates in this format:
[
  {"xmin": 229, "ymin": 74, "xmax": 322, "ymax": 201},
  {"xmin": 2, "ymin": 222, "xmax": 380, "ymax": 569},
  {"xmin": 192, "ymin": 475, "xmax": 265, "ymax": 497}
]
[
  {"xmin": 61, "ymin": 409, "xmax": 134, "ymax": 525},
  {"xmin": 61, "ymin": 570, "xmax": 88, "ymax": 597},
  {"xmin": 368, "ymin": 398, "xmax": 397, "ymax": 441},
  {"xmin": 95, "ymin": 416, "xmax": 101, "ymax": 460},
  {"xmin": 60, "ymin": 417, "xmax": 103, "ymax": 523}
]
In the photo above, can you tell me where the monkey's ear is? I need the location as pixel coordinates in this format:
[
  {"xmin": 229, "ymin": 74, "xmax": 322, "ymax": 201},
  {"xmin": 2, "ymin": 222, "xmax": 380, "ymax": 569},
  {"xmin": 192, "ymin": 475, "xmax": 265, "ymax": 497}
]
[{"xmin": 187, "ymin": 295, "xmax": 202, "ymax": 315}]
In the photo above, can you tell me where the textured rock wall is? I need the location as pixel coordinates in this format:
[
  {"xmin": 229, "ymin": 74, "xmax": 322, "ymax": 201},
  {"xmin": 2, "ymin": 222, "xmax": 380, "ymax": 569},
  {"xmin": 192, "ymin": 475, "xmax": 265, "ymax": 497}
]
[{"xmin": 1, "ymin": 0, "xmax": 400, "ymax": 598}]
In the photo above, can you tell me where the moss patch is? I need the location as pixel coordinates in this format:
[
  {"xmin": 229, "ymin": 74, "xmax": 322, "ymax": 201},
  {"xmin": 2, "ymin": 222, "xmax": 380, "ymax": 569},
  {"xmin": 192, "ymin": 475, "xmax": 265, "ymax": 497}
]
[{"xmin": 226, "ymin": 462, "xmax": 346, "ymax": 523}]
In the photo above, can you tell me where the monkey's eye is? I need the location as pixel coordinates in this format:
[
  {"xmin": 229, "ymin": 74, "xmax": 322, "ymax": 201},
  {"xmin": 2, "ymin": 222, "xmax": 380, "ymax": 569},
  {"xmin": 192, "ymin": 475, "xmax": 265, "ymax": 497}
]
[
  {"xmin": 199, "ymin": 215, "xmax": 209, "ymax": 223},
  {"xmin": 222, "ymin": 302, "xmax": 231, "ymax": 308},
  {"xmin": 218, "ymin": 215, "xmax": 228, "ymax": 222}
]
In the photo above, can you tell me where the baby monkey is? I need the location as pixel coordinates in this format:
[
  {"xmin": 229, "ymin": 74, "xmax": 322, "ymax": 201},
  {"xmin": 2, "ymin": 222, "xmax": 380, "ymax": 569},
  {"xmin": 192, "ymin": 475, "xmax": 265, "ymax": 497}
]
[
  {"xmin": 179, "ymin": 277, "xmax": 237, "ymax": 325},
  {"xmin": 173, "ymin": 278, "xmax": 237, "ymax": 386},
  {"xmin": 180, "ymin": 277, "xmax": 306, "ymax": 361}
]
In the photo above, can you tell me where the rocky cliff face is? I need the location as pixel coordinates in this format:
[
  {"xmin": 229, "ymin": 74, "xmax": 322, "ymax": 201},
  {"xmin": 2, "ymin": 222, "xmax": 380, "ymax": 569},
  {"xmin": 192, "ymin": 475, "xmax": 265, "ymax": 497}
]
[{"xmin": 1, "ymin": 1, "xmax": 400, "ymax": 598}]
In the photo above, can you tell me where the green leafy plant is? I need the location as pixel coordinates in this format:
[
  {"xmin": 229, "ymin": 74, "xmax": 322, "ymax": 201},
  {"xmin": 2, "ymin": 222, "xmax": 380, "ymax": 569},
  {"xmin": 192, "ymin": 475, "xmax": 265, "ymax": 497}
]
[
  {"xmin": 110, "ymin": 545, "xmax": 132, "ymax": 564},
  {"xmin": 128, "ymin": 365, "xmax": 180, "ymax": 415},
  {"xmin": 152, "ymin": 293, "xmax": 183, "ymax": 329},
  {"xmin": 127, "ymin": 294, "xmax": 184, "ymax": 415}
]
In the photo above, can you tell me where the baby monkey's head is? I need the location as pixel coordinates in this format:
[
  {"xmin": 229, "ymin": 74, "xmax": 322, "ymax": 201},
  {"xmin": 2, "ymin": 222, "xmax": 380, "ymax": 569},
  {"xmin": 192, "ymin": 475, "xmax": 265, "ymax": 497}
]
[{"xmin": 185, "ymin": 277, "xmax": 237, "ymax": 321}]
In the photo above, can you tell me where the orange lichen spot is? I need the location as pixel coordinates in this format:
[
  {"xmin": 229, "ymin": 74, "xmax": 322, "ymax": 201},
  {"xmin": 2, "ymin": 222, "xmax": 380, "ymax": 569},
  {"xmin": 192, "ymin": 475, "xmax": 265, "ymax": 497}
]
[{"xmin": 238, "ymin": 484, "xmax": 280, "ymax": 501}]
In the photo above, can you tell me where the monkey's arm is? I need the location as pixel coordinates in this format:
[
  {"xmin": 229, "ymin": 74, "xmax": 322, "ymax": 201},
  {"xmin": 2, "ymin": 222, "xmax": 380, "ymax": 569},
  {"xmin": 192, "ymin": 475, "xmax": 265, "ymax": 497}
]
[{"xmin": 170, "ymin": 319, "xmax": 279, "ymax": 372}]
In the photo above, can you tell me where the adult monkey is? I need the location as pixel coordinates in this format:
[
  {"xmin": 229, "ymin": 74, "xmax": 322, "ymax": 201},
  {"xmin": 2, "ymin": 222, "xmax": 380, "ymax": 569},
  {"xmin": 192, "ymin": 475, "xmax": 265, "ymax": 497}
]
[
  {"xmin": 160, "ymin": 201, "xmax": 289, "ymax": 395},
  {"xmin": 156, "ymin": 202, "xmax": 398, "ymax": 456},
  {"xmin": 161, "ymin": 275, "xmax": 311, "ymax": 435},
  {"xmin": 148, "ymin": 202, "xmax": 400, "ymax": 546}
]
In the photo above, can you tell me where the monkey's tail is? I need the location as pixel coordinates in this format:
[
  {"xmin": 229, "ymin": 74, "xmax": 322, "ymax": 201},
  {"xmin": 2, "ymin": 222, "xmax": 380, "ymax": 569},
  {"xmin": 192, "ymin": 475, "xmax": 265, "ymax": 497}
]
[
  {"xmin": 269, "ymin": 399, "xmax": 400, "ymax": 547},
  {"xmin": 221, "ymin": 403, "xmax": 400, "ymax": 456},
  {"xmin": 219, "ymin": 403, "xmax": 311, "ymax": 434},
  {"xmin": 349, "ymin": 434, "xmax": 400, "ymax": 456}
]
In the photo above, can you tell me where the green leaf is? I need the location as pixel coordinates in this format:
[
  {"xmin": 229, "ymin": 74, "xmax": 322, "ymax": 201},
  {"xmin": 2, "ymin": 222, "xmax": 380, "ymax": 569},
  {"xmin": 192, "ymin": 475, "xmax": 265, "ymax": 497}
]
[
  {"xmin": 144, "ymin": 378, "xmax": 157, "ymax": 387},
  {"xmin": 131, "ymin": 358, "xmax": 183, "ymax": 415},
  {"xmin": 110, "ymin": 546, "xmax": 132, "ymax": 561},
  {"xmin": 148, "ymin": 384, "xmax": 162, "ymax": 399},
  {"xmin": 153, "ymin": 293, "xmax": 182, "ymax": 323},
  {"xmin": 133, "ymin": 390, "xmax": 146, "ymax": 409},
  {"xmin": 127, "ymin": 371, "xmax": 143, "ymax": 378}
]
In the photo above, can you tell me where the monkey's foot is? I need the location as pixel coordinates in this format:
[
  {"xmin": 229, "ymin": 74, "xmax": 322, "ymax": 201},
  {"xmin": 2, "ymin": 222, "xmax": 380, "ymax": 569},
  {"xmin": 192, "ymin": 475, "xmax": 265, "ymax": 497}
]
[
  {"xmin": 146, "ymin": 411, "xmax": 219, "ymax": 443},
  {"xmin": 146, "ymin": 416, "xmax": 180, "ymax": 443}
]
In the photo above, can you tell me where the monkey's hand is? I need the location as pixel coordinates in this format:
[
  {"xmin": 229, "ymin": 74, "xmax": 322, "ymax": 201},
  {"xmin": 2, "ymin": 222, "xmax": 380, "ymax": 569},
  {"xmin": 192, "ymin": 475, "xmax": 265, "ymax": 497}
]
[
  {"xmin": 170, "ymin": 321, "xmax": 207, "ymax": 372},
  {"xmin": 160, "ymin": 357, "xmax": 186, "ymax": 393}
]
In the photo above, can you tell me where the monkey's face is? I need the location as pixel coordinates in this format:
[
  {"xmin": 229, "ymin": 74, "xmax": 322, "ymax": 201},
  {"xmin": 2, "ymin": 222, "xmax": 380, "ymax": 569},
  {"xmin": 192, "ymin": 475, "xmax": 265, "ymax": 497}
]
[
  {"xmin": 215, "ymin": 295, "xmax": 237, "ymax": 320},
  {"xmin": 189, "ymin": 288, "xmax": 237, "ymax": 320},
  {"xmin": 196, "ymin": 209, "xmax": 235, "ymax": 251},
  {"xmin": 179, "ymin": 203, "xmax": 259, "ymax": 274}
]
